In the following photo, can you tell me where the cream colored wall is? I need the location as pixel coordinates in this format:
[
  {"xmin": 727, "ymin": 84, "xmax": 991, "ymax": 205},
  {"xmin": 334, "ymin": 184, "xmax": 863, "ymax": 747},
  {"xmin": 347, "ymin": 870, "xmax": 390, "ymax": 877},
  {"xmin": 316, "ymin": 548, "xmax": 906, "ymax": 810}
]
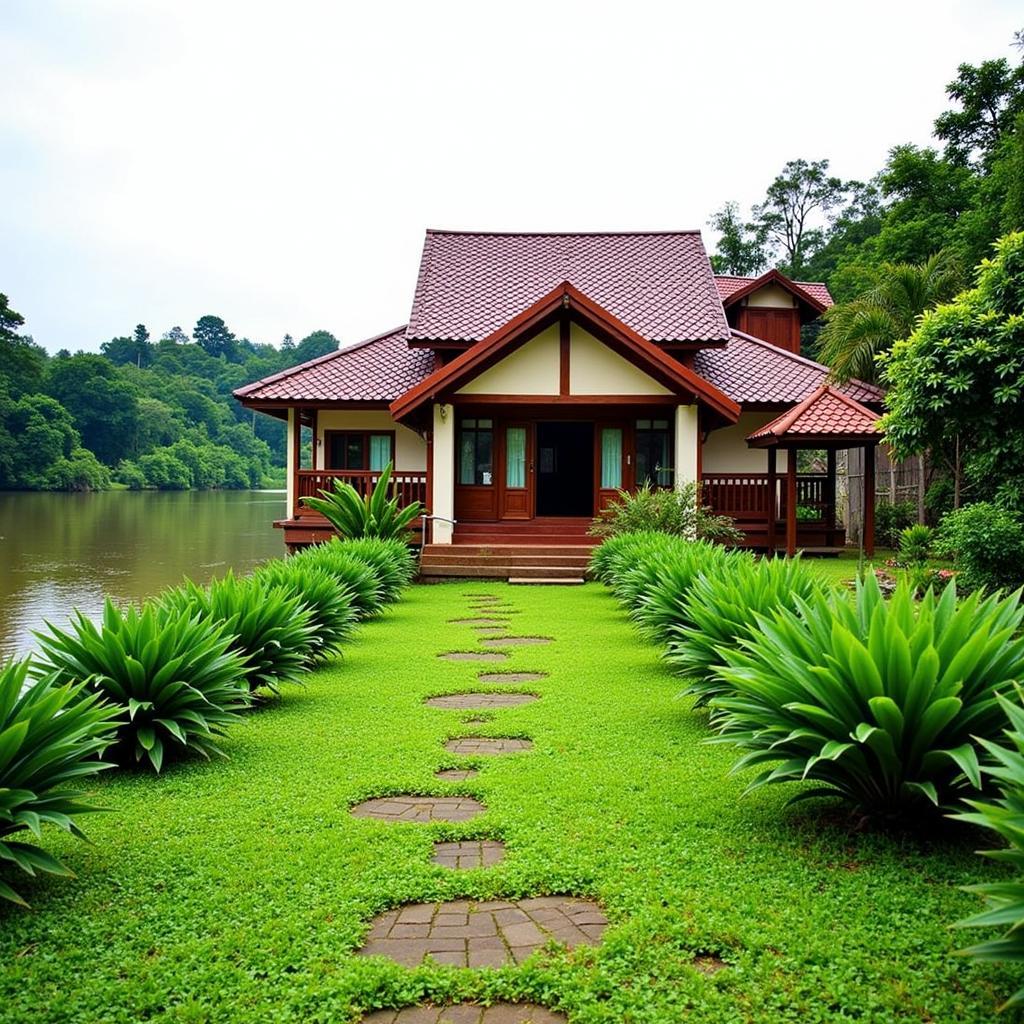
[
  {"xmin": 675, "ymin": 405, "xmax": 699, "ymax": 488},
  {"xmin": 314, "ymin": 409, "xmax": 427, "ymax": 471},
  {"xmin": 569, "ymin": 324, "xmax": 673, "ymax": 395},
  {"xmin": 745, "ymin": 284, "xmax": 796, "ymax": 309},
  {"xmin": 431, "ymin": 403, "xmax": 455, "ymax": 543},
  {"xmin": 701, "ymin": 412, "xmax": 777, "ymax": 473},
  {"xmin": 457, "ymin": 324, "xmax": 560, "ymax": 395}
]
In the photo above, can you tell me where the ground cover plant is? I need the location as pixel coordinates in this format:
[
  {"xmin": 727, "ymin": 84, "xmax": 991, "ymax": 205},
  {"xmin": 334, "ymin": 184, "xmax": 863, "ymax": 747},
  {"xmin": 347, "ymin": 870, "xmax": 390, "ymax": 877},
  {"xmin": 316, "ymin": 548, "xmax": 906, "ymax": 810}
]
[
  {"xmin": 1, "ymin": 582, "xmax": 1020, "ymax": 1020},
  {"xmin": 33, "ymin": 600, "xmax": 250, "ymax": 771}
]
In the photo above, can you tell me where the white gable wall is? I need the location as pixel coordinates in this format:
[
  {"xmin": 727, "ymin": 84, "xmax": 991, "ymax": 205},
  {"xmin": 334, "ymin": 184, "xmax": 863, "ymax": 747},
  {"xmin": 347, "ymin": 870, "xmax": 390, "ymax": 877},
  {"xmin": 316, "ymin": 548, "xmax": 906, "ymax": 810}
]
[
  {"xmin": 745, "ymin": 284, "xmax": 796, "ymax": 309},
  {"xmin": 701, "ymin": 412, "xmax": 777, "ymax": 473},
  {"xmin": 569, "ymin": 324, "xmax": 672, "ymax": 395},
  {"xmin": 457, "ymin": 324, "xmax": 560, "ymax": 395}
]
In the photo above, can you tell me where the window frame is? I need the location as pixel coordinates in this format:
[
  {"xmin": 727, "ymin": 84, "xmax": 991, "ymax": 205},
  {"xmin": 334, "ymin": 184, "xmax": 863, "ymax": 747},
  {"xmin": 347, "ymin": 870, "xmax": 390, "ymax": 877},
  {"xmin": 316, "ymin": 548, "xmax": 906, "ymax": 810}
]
[
  {"xmin": 322, "ymin": 430, "xmax": 396, "ymax": 472},
  {"xmin": 457, "ymin": 417, "xmax": 495, "ymax": 487}
]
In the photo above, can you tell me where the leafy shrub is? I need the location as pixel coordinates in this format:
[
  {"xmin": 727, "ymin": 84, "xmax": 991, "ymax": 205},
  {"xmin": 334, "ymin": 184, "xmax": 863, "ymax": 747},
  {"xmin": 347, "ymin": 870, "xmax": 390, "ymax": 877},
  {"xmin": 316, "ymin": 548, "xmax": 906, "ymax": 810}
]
[
  {"xmin": 925, "ymin": 478, "xmax": 954, "ymax": 524},
  {"xmin": 610, "ymin": 535, "xmax": 694, "ymax": 611},
  {"xmin": 875, "ymin": 499, "xmax": 918, "ymax": 548},
  {"xmin": 668, "ymin": 556, "xmax": 822, "ymax": 707},
  {"xmin": 253, "ymin": 559, "xmax": 357, "ymax": 662},
  {"xmin": 330, "ymin": 537, "xmax": 416, "ymax": 603},
  {"xmin": 898, "ymin": 523, "xmax": 934, "ymax": 565},
  {"xmin": 301, "ymin": 463, "xmax": 423, "ymax": 540},
  {"xmin": 937, "ymin": 502, "xmax": 1024, "ymax": 592},
  {"xmin": 955, "ymin": 686, "xmax": 1024, "ymax": 1010},
  {"xmin": 35, "ymin": 600, "xmax": 250, "ymax": 771},
  {"xmin": 588, "ymin": 532, "xmax": 672, "ymax": 585},
  {"xmin": 589, "ymin": 481, "xmax": 743, "ymax": 544},
  {"xmin": 711, "ymin": 574, "xmax": 1024, "ymax": 819},
  {"xmin": 0, "ymin": 659, "xmax": 119, "ymax": 906},
  {"xmin": 161, "ymin": 572, "xmax": 316, "ymax": 693},
  {"xmin": 289, "ymin": 544, "xmax": 384, "ymax": 619}
]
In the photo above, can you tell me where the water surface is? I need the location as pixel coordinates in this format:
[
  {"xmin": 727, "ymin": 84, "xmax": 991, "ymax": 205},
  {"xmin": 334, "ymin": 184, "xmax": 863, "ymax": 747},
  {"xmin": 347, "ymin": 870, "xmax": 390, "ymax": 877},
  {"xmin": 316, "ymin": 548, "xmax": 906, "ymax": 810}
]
[{"xmin": 0, "ymin": 490, "xmax": 287, "ymax": 659}]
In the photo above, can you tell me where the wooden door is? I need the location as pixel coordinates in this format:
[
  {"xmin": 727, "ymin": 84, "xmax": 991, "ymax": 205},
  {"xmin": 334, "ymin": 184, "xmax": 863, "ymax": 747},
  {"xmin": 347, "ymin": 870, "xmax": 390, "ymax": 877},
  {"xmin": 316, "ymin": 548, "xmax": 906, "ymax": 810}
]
[
  {"xmin": 595, "ymin": 422, "xmax": 628, "ymax": 512},
  {"xmin": 500, "ymin": 421, "xmax": 533, "ymax": 519}
]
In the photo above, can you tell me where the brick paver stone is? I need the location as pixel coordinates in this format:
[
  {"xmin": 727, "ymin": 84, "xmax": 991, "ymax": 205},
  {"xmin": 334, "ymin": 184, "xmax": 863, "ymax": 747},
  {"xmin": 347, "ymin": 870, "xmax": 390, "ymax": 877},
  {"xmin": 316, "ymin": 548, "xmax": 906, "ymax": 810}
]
[
  {"xmin": 477, "ymin": 672, "xmax": 548, "ymax": 683},
  {"xmin": 434, "ymin": 768, "xmax": 478, "ymax": 780},
  {"xmin": 425, "ymin": 693, "xmax": 538, "ymax": 709},
  {"xmin": 361, "ymin": 1004, "xmax": 566, "ymax": 1022},
  {"xmin": 479, "ymin": 637, "xmax": 552, "ymax": 647},
  {"xmin": 443, "ymin": 737, "xmax": 533, "ymax": 755},
  {"xmin": 359, "ymin": 897, "xmax": 607, "ymax": 968},
  {"xmin": 438, "ymin": 652, "xmax": 509, "ymax": 662},
  {"xmin": 431, "ymin": 840, "xmax": 506, "ymax": 869},
  {"xmin": 350, "ymin": 796, "xmax": 485, "ymax": 823}
]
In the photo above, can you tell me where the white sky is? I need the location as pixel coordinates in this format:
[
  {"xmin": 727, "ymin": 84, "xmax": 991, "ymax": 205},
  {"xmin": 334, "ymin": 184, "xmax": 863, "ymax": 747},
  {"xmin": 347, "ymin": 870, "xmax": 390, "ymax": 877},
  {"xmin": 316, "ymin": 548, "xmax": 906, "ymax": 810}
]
[{"xmin": 1, "ymin": 0, "xmax": 1020, "ymax": 354}]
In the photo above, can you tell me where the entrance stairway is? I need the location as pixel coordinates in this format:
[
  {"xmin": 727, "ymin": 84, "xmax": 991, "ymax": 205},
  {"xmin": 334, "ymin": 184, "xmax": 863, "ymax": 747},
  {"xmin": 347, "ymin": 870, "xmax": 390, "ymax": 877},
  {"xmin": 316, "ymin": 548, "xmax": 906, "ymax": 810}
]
[{"xmin": 419, "ymin": 519, "xmax": 597, "ymax": 582}]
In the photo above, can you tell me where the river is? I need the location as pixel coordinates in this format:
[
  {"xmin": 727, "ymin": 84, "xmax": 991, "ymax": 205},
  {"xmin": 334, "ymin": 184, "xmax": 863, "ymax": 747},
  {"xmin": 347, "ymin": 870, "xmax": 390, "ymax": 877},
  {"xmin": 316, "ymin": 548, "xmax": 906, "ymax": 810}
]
[{"xmin": 0, "ymin": 490, "xmax": 288, "ymax": 660}]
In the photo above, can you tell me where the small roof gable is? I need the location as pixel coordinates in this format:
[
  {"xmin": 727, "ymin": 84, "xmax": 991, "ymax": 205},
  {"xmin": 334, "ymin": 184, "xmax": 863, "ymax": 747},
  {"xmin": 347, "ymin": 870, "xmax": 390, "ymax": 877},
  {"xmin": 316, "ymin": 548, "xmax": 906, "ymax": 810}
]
[
  {"xmin": 407, "ymin": 230, "xmax": 732, "ymax": 345},
  {"xmin": 747, "ymin": 385, "xmax": 882, "ymax": 447},
  {"xmin": 715, "ymin": 270, "xmax": 833, "ymax": 312},
  {"xmin": 390, "ymin": 282, "xmax": 741, "ymax": 423},
  {"xmin": 233, "ymin": 327, "xmax": 434, "ymax": 408},
  {"xmin": 694, "ymin": 329, "xmax": 883, "ymax": 407}
]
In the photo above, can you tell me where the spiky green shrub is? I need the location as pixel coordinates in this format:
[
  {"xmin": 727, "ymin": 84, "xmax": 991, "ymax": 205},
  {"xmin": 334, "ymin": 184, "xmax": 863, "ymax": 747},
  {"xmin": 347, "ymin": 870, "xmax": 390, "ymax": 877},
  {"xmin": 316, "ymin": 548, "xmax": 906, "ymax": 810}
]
[
  {"xmin": 289, "ymin": 544, "xmax": 384, "ymax": 619},
  {"xmin": 711, "ymin": 575, "xmax": 1024, "ymax": 819},
  {"xmin": 35, "ymin": 600, "xmax": 250, "ymax": 772},
  {"xmin": 629, "ymin": 542, "xmax": 740, "ymax": 645},
  {"xmin": 300, "ymin": 463, "xmax": 423, "ymax": 540},
  {"xmin": 332, "ymin": 537, "xmax": 416, "ymax": 603},
  {"xmin": 161, "ymin": 572, "xmax": 316, "ymax": 693},
  {"xmin": 954, "ymin": 686, "xmax": 1024, "ymax": 1010},
  {"xmin": 0, "ymin": 659, "xmax": 119, "ymax": 906},
  {"xmin": 253, "ymin": 559, "xmax": 357, "ymax": 662},
  {"xmin": 669, "ymin": 556, "xmax": 822, "ymax": 707},
  {"xmin": 588, "ymin": 532, "xmax": 667, "ymax": 585},
  {"xmin": 610, "ymin": 535, "xmax": 695, "ymax": 611}
]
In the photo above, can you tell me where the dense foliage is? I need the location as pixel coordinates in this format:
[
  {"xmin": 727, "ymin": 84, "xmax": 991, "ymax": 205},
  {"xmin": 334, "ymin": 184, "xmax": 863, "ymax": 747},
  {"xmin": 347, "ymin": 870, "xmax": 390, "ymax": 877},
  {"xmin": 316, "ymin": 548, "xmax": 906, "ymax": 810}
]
[
  {"xmin": 33, "ymin": 600, "xmax": 250, "ymax": 771},
  {"xmin": 712, "ymin": 575, "xmax": 1024, "ymax": 818},
  {"xmin": 300, "ymin": 464, "xmax": 424, "ymax": 541},
  {"xmin": 318, "ymin": 537, "xmax": 417, "ymax": 605},
  {"xmin": 937, "ymin": 502, "xmax": 1024, "ymax": 593},
  {"xmin": 288, "ymin": 543, "xmax": 385, "ymax": 620},
  {"xmin": 0, "ymin": 659, "xmax": 118, "ymax": 906}
]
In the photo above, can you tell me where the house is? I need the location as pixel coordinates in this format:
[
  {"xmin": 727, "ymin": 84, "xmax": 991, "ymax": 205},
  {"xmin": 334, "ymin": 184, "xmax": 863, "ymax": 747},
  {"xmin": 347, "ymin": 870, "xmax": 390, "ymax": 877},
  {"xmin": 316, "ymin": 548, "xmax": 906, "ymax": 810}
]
[{"xmin": 234, "ymin": 230, "xmax": 883, "ymax": 576}]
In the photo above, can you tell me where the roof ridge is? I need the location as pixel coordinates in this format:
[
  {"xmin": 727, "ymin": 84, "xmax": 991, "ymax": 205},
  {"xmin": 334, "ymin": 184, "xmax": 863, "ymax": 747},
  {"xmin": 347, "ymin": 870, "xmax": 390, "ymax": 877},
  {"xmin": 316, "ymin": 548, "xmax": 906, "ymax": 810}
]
[{"xmin": 424, "ymin": 228, "xmax": 704, "ymax": 237}]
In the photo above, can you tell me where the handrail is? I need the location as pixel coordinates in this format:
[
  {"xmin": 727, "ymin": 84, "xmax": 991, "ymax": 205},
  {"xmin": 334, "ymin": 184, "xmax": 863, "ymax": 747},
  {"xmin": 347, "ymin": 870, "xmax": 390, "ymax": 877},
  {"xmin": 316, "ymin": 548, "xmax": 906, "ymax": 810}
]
[{"xmin": 418, "ymin": 513, "xmax": 458, "ymax": 569}]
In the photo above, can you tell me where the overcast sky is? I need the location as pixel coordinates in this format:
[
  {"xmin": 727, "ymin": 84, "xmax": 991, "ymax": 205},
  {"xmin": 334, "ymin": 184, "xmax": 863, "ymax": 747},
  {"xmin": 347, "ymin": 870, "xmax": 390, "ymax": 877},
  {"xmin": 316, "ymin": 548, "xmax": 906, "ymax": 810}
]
[{"xmin": 1, "ymin": 0, "xmax": 1020, "ymax": 355}]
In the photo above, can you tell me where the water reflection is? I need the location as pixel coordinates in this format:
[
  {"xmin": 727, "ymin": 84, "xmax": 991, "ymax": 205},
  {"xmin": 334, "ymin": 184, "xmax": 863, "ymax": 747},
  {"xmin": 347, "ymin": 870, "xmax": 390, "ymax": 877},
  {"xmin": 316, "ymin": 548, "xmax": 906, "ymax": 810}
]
[{"xmin": 0, "ymin": 490, "xmax": 287, "ymax": 659}]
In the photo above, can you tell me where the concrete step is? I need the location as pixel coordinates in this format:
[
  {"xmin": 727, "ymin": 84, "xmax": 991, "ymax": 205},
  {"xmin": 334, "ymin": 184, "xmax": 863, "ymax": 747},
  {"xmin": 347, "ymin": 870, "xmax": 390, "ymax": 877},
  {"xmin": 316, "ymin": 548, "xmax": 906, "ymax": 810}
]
[
  {"xmin": 453, "ymin": 535, "xmax": 595, "ymax": 547},
  {"xmin": 508, "ymin": 576, "xmax": 585, "ymax": 585},
  {"xmin": 423, "ymin": 545, "xmax": 593, "ymax": 559},
  {"xmin": 420, "ymin": 563, "xmax": 592, "ymax": 580}
]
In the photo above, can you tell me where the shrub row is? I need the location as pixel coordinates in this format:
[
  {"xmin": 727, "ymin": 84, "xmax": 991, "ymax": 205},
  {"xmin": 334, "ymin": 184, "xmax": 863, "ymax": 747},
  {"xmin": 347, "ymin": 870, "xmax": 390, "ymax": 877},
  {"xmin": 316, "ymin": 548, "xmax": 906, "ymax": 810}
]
[{"xmin": 0, "ymin": 536, "xmax": 416, "ymax": 905}]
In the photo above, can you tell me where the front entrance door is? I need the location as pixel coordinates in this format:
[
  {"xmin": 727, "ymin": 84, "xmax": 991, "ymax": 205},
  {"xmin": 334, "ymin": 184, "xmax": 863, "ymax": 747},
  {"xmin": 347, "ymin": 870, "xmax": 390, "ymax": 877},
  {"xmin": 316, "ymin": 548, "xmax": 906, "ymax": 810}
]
[{"xmin": 536, "ymin": 422, "xmax": 594, "ymax": 516}]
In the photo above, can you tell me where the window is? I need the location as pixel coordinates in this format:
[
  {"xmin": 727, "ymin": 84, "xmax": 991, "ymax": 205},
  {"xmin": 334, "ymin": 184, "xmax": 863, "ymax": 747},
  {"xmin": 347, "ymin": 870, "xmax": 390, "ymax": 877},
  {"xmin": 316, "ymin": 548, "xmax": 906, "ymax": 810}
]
[
  {"xmin": 600, "ymin": 428, "xmax": 622, "ymax": 489},
  {"xmin": 325, "ymin": 432, "xmax": 393, "ymax": 471},
  {"xmin": 458, "ymin": 418, "xmax": 493, "ymax": 485},
  {"xmin": 635, "ymin": 418, "xmax": 672, "ymax": 487},
  {"xmin": 506, "ymin": 427, "xmax": 526, "ymax": 488}
]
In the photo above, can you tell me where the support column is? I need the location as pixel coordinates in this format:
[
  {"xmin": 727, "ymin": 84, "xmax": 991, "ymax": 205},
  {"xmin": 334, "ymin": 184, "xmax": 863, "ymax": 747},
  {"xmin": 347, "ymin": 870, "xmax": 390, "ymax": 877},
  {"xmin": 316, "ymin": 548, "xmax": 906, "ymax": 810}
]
[
  {"xmin": 431, "ymin": 403, "xmax": 455, "ymax": 545},
  {"xmin": 287, "ymin": 407, "xmax": 299, "ymax": 516},
  {"xmin": 674, "ymin": 404, "xmax": 699, "ymax": 492},
  {"xmin": 766, "ymin": 447, "xmax": 777, "ymax": 554},
  {"xmin": 864, "ymin": 443, "xmax": 876, "ymax": 557},
  {"xmin": 825, "ymin": 448, "xmax": 837, "ymax": 548},
  {"xmin": 786, "ymin": 447, "xmax": 798, "ymax": 557}
]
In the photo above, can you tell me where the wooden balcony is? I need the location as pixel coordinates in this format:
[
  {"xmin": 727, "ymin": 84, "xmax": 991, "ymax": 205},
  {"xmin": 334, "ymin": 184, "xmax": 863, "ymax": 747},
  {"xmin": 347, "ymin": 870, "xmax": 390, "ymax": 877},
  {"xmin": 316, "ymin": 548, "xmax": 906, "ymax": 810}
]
[{"xmin": 292, "ymin": 469, "xmax": 428, "ymax": 518}]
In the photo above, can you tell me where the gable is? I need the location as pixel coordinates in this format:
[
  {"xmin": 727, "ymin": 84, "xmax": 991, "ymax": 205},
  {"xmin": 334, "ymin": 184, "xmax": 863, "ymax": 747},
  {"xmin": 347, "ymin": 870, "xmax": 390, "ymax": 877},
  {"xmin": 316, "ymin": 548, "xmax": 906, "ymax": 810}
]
[
  {"xmin": 457, "ymin": 325, "xmax": 560, "ymax": 395},
  {"xmin": 569, "ymin": 324, "xmax": 672, "ymax": 395},
  {"xmin": 745, "ymin": 284, "xmax": 796, "ymax": 309}
]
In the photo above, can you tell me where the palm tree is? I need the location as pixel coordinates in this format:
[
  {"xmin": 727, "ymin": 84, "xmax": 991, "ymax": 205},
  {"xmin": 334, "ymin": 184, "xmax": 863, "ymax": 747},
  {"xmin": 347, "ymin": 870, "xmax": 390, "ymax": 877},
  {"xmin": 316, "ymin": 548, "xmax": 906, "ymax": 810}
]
[{"xmin": 818, "ymin": 250, "xmax": 964, "ymax": 384}]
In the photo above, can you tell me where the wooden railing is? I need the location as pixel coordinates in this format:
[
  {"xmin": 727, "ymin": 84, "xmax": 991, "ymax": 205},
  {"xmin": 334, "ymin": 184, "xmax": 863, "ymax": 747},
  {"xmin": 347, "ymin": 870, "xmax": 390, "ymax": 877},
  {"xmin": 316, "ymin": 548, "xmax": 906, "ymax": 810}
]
[
  {"xmin": 294, "ymin": 470, "xmax": 428, "ymax": 516},
  {"xmin": 702, "ymin": 473, "xmax": 831, "ymax": 522}
]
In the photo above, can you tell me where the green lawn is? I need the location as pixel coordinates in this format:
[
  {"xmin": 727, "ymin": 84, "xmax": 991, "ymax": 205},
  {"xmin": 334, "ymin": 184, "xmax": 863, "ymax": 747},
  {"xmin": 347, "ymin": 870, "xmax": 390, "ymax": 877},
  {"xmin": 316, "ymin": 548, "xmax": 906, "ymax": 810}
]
[{"xmin": 0, "ymin": 582, "xmax": 1016, "ymax": 1022}]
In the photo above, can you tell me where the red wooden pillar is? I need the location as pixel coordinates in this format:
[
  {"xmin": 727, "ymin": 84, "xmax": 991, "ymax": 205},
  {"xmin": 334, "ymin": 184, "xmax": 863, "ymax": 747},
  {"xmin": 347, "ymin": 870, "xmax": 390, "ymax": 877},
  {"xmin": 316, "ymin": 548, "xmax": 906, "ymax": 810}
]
[
  {"xmin": 825, "ymin": 448, "xmax": 837, "ymax": 547},
  {"xmin": 766, "ymin": 446, "xmax": 777, "ymax": 554},
  {"xmin": 863, "ymin": 443, "xmax": 876, "ymax": 557},
  {"xmin": 786, "ymin": 447, "xmax": 798, "ymax": 557}
]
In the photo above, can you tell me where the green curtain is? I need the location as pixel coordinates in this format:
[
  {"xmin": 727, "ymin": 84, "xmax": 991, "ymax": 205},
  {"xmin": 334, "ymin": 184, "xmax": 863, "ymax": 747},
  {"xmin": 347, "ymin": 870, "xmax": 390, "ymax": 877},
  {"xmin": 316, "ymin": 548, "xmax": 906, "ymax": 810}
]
[
  {"xmin": 601, "ymin": 429, "xmax": 622, "ymax": 489},
  {"xmin": 369, "ymin": 434, "xmax": 392, "ymax": 471},
  {"xmin": 459, "ymin": 434, "xmax": 475, "ymax": 485},
  {"xmin": 506, "ymin": 427, "xmax": 526, "ymax": 488}
]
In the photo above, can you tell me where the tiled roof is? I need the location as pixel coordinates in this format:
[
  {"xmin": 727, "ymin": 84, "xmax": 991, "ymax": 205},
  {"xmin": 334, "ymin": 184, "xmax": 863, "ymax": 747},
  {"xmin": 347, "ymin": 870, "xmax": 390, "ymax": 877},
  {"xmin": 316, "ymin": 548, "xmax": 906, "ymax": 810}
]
[
  {"xmin": 407, "ymin": 230, "xmax": 731, "ymax": 344},
  {"xmin": 748, "ymin": 385, "xmax": 882, "ymax": 443},
  {"xmin": 233, "ymin": 327, "xmax": 434, "ymax": 404},
  {"xmin": 715, "ymin": 274, "xmax": 833, "ymax": 308},
  {"xmin": 694, "ymin": 330, "xmax": 883, "ymax": 406}
]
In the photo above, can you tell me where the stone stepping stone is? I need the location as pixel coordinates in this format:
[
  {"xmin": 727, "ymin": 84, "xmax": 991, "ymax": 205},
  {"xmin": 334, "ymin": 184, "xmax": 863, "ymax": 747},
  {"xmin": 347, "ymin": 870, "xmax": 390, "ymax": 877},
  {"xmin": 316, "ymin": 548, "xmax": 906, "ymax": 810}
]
[
  {"xmin": 438, "ymin": 652, "xmax": 509, "ymax": 663},
  {"xmin": 432, "ymin": 840, "xmax": 506, "ymax": 870},
  {"xmin": 359, "ymin": 896, "xmax": 608, "ymax": 968},
  {"xmin": 478, "ymin": 672, "xmax": 548, "ymax": 684},
  {"xmin": 480, "ymin": 637, "xmax": 553, "ymax": 647},
  {"xmin": 362, "ymin": 1004, "xmax": 565, "ymax": 1023},
  {"xmin": 425, "ymin": 693, "xmax": 538, "ymax": 710},
  {"xmin": 471, "ymin": 623, "xmax": 511, "ymax": 632},
  {"xmin": 444, "ymin": 737, "xmax": 533, "ymax": 755},
  {"xmin": 448, "ymin": 617, "xmax": 508, "ymax": 625},
  {"xmin": 693, "ymin": 954, "xmax": 728, "ymax": 974},
  {"xmin": 434, "ymin": 768, "xmax": 478, "ymax": 781},
  {"xmin": 351, "ymin": 796, "xmax": 485, "ymax": 823}
]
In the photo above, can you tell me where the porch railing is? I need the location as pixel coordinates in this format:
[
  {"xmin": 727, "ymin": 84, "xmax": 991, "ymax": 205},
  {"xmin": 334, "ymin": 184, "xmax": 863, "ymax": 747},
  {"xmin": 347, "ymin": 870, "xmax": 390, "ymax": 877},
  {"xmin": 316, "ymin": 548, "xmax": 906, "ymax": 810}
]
[
  {"xmin": 294, "ymin": 469, "xmax": 428, "ymax": 517},
  {"xmin": 702, "ymin": 473, "xmax": 831, "ymax": 522}
]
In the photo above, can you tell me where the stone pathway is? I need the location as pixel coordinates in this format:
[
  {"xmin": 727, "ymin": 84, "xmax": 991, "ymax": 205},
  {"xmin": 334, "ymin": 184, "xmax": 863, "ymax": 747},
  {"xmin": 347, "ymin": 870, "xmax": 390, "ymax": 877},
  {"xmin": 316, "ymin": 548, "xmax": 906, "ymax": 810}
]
[
  {"xmin": 448, "ymin": 617, "xmax": 510, "ymax": 626},
  {"xmin": 363, "ymin": 1005, "xmax": 565, "ymax": 1022},
  {"xmin": 480, "ymin": 637, "xmax": 552, "ymax": 647},
  {"xmin": 432, "ymin": 840, "xmax": 506, "ymax": 869},
  {"xmin": 351, "ymin": 796, "xmax": 485, "ymax": 823},
  {"xmin": 425, "ymin": 693, "xmax": 538, "ymax": 709},
  {"xmin": 434, "ymin": 768, "xmax": 478, "ymax": 780},
  {"xmin": 444, "ymin": 737, "xmax": 533, "ymax": 755},
  {"xmin": 359, "ymin": 897, "xmax": 607, "ymax": 967},
  {"xmin": 438, "ymin": 652, "xmax": 509, "ymax": 663},
  {"xmin": 477, "ymin": 672, "xmax": 548, "ymax": 683}
]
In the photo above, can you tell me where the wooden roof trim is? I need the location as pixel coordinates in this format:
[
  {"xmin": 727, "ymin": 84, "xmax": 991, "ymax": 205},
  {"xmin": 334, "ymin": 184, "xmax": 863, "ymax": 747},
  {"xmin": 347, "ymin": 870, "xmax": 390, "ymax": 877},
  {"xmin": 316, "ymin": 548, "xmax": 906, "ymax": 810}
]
[{"xmin": 719, "ymin": 269, "xmax": 828, "ymax": 315}]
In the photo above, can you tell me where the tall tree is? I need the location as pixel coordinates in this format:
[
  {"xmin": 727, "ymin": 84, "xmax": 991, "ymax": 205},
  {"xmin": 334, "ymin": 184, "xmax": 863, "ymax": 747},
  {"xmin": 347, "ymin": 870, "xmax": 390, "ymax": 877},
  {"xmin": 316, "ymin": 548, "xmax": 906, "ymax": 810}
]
[
  {"xmin": 292, "ymin": 330, "xmax": 340, "ymax": 364},
  {"xmin": 193, "ymin": 315, "xmax": 237, "ymax": 360},
  {"xmin": 162, "ymin": 325, "xmax": 189, "ymax": 345},
  {"xmin": 708, "ymin": 202, "xmax": 768, "ymax": 276}
]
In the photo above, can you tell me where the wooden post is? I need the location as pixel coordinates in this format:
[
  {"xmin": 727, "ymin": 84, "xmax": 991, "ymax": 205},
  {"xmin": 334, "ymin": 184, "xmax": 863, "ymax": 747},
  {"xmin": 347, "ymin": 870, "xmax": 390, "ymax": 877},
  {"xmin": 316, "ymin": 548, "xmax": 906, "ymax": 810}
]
[
  {"xmin": 291, "ymin": 407, "xmax": 302, "ymax": 517},
  {"xmin": 864, "ymin": 444, "xmax": 876, "ymax": 557},
  {"xmin": 766, "ymin": 446, "xmax": 777, "ymax": 554},
  {"xmin": 786, "ymin": 447, "xmax": 798, "ymax": 557},
  {"xmin": 825, "ymin": 448, "xmax": 837, "ymax": 548}
]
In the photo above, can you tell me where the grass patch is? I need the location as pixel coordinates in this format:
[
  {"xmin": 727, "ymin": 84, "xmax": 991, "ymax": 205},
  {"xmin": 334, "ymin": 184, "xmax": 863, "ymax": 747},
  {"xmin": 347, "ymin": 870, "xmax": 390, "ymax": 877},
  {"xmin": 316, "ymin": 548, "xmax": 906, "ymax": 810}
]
[{"xmin": 0, "ymin": 582, "xmax": 1017, "ymax": 1021}]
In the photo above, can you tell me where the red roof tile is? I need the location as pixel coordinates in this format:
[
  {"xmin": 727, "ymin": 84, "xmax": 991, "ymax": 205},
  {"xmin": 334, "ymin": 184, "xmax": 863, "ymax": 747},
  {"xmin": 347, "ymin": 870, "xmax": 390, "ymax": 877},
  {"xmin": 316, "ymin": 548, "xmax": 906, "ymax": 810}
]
[
  {"xmin": 694, "ymin": 330, "xmax": 882, "ymax": 406},
  {"xmin": 407, "ymin": 230, "xmax": 731, "ymax": 344},
  {"xmin": 715, "ymin": 273, "xmax": 833, "ymax": 308},
  {"xmin": 233, "ymin": 327, "xmax": 434, "ymax": 404},
  {"xmin": 747, "ymin": 385, "xmax": 882, "ymax": 444}
]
